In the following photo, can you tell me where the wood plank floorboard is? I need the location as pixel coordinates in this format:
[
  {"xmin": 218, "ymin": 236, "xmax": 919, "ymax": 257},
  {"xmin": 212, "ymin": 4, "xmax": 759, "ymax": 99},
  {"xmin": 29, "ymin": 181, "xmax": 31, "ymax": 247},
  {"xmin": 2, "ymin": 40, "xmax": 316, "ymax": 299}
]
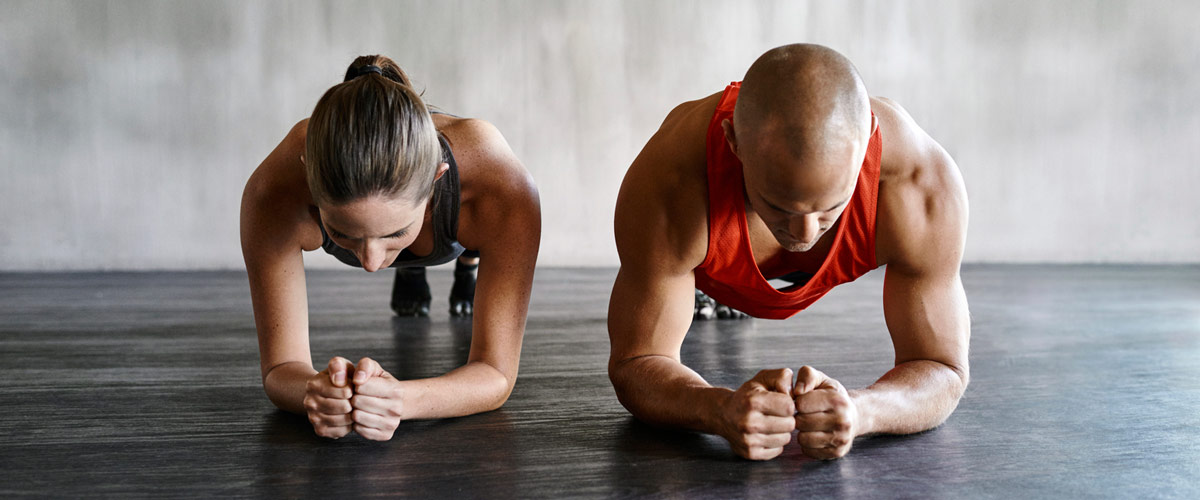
[{"xmin": 0, "ymin": 265, "xmax": 1197, "ymax": 498}]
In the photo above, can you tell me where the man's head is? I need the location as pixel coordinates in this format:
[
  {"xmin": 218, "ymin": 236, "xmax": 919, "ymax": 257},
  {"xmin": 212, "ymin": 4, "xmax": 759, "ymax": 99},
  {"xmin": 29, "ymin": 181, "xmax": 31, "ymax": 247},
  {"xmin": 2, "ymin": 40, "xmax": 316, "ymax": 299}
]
[{"xmin": 723, "ymin": 44, "xmax": 875, "ymax": 253}]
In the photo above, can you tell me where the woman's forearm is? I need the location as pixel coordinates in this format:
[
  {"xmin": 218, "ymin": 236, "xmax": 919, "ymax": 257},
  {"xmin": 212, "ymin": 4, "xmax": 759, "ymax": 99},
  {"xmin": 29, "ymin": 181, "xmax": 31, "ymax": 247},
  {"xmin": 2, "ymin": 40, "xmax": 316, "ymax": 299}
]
[
  {"xmin": 396, "ymin": 361, "xmax": 515, "ymax": 420},
  {"xmin": 263, "ymin": 360, "xmax": 318, "ymax": 415}
]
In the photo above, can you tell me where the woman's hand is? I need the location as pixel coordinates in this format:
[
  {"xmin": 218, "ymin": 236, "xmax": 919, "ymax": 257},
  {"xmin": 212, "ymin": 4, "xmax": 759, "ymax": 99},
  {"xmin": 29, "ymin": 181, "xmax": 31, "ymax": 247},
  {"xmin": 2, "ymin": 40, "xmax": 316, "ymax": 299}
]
[
  {"xmin": 303, "ymin": 357, "xmax": 357, "ymax": 439},
  {"xmin": 349, "ymin": 357, "xmax": 405, "ymax": 441}
]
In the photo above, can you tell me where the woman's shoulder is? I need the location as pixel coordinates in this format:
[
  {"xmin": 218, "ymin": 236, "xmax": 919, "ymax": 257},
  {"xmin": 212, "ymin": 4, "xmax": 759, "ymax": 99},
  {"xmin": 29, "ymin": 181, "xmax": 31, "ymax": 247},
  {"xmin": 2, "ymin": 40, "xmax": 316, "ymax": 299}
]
[
  {"xmin": 435, "ymin": 114, "xmax": 538, "ymax": 249},
  {"xmin": 433, "ymin": 114, "xmax": 505, "ymax": 152},
  {"xmin": 242, "ymin": 119, "xmax": 323, "ymax": 248},
  {"xmin": 434, "ymin": 114, "xmax": 525, "ymax": 180},
  {"xmin": 247, "ymin": 120, "xmax": 312, "ymax": 199}
]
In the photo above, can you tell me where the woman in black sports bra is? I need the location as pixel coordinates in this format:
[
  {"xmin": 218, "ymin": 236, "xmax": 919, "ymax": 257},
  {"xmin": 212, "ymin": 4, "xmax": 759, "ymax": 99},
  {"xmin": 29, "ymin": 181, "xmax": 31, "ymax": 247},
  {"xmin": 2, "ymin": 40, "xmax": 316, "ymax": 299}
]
[{"xmin": 241, "ymin": 55, "xmax": 540, "ymax": 441}]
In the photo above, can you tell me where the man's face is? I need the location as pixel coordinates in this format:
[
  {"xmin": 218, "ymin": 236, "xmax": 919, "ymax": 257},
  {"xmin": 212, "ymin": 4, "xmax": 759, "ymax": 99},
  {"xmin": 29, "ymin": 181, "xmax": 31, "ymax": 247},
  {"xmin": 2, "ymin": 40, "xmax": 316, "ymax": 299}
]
[{"xmin": 739, "ymin": 136, "xmax": 860, "ymax": 253}]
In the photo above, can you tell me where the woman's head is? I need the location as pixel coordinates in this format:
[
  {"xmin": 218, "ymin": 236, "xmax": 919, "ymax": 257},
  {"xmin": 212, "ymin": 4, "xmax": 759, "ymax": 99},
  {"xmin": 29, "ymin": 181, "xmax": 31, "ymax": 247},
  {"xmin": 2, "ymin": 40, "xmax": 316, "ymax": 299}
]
[
  {"xmin": 305, "ymin": 55, "xmax": 446, "ymax": 272},
  {"xmin": 305, "ymin": 55, "xmax": 442, "ymax": 207}
]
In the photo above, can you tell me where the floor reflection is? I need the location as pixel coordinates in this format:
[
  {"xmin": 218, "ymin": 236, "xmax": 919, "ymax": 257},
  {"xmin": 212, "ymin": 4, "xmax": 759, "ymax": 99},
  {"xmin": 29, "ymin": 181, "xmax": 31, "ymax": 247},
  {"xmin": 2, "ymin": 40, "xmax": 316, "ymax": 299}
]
[
  {"xmin": 255, "ymin": 409, "xmax": 517, "ymax": 496},
  {"xmin": 387, "ymin": 316, "xmax": 473, "ymax": 381}
]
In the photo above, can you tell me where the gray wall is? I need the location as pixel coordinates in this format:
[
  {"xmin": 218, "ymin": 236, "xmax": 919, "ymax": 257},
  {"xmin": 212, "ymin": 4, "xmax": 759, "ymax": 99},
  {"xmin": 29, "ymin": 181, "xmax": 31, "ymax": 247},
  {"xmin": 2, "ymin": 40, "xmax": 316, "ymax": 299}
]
[{"xmin": 2, "ymin": 0, "xmax": 1197, "ymax": 270}]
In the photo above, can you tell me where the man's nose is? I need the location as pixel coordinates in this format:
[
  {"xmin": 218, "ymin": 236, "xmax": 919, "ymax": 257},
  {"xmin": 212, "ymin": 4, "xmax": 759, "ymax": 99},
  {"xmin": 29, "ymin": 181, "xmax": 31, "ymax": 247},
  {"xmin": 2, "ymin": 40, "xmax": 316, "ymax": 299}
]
[{"xmin": 789, "ymin": 214, "xmax": 820, "ymax": 245}]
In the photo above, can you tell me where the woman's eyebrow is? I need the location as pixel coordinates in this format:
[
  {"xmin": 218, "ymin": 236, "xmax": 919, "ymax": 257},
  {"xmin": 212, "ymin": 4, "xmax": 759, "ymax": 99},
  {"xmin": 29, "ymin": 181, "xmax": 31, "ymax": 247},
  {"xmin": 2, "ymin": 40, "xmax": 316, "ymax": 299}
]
[{"xmin": 326, "ymin": 222, "xmax": 412, "ymax": 240}]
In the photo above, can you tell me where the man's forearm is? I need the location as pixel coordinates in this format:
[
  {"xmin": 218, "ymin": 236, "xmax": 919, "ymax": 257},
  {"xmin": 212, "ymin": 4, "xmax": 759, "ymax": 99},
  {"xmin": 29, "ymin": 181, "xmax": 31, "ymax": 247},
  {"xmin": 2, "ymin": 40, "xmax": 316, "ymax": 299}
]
[
  {"xmin": 609, "ymin": 355, "xmax": 733, "ymax": 435},
  {"xmin": 850, "ymin": 360, "xmax": 968, "ymax": 436}
]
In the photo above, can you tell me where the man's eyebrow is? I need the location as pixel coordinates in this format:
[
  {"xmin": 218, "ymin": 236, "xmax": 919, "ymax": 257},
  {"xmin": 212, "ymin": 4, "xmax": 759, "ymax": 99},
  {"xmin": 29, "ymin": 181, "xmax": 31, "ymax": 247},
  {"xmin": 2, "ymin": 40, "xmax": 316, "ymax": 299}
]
[
  {"xmin": 762, "ymin": 195, "xmax": 851, "ymax": 215},
  {"xmin": 823, "ymin": 197, "xmax": 851, "ymax": 213}
]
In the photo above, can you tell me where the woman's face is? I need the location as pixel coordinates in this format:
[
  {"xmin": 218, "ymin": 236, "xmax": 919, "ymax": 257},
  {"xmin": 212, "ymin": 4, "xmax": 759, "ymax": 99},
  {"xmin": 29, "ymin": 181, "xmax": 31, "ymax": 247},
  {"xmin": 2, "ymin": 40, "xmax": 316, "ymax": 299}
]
[{"xmin": 318, "ymin": 194, "xmax": 427, "ymax": 272}]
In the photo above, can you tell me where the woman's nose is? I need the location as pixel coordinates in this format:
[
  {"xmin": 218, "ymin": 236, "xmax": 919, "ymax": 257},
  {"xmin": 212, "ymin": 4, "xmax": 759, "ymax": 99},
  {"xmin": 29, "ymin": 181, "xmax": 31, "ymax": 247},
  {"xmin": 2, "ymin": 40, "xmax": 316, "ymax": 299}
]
[{"xmin": 359, "ymin": 241, "xmax": 386, "ymax": 272}]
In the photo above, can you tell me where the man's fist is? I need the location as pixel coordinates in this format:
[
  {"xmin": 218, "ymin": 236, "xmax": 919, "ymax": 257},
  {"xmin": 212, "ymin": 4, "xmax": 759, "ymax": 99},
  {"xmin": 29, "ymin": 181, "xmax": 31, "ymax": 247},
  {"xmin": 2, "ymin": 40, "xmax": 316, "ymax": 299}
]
[
  {"xmin": 719, "ymin": 368, "xmax": 798, "ymax": 460},
  {"xmin": 793, "ymin": 365, "xmax": 859, "ymax": 459}
]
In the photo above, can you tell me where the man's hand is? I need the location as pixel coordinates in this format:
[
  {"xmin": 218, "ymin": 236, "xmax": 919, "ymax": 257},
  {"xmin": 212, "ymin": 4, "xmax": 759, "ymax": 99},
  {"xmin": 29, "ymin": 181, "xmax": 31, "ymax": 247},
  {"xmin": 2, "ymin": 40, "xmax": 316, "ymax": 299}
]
[
  {"xmin": 303, "ymin": 357, "xmax": 356, "ymax": 439},
  {"xmin": 718, "ymin": 368, "xmax": 797, "ymax": 460},
  {"xmin": 793, "ymin": 366, "xmax": 859, "ymax": 460},
  {"xmin": 349, "ymin": 357, "xmax": 405, "ymax": 441}
]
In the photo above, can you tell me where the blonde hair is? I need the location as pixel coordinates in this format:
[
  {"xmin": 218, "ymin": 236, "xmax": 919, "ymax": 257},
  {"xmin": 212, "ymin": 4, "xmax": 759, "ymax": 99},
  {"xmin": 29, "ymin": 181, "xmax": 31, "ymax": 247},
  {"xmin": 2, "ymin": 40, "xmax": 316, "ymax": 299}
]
[{"xmin": 305, "ymin": 55, "xmax": 441, "ymax": 206}]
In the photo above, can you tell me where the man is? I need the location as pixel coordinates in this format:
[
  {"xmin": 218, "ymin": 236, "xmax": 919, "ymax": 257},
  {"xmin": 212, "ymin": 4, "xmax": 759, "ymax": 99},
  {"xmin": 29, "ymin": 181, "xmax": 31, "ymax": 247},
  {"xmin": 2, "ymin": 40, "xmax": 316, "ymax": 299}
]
[{"xmin": 608, "ymin": 44, "xmax": 970, "ymax": 460}]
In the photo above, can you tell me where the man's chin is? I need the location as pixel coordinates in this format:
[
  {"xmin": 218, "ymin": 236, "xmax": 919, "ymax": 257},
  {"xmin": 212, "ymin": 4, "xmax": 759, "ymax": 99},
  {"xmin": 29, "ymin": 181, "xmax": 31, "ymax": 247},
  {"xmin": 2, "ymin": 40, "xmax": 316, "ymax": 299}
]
[{"xmin": 780, "ymin": 241, "xmax": 815, "ymax": 253}]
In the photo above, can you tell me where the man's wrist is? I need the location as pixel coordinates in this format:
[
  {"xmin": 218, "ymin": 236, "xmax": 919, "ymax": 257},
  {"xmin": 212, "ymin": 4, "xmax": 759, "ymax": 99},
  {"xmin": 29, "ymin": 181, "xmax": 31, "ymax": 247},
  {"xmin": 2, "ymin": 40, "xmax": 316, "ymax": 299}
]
[
  {"xmin": 699, "ymin": 386, "xmax": 736, "ymax": 437},
  {"xmin": 848, "ymin": 388, "xmax": 875, "ymax": 436}
]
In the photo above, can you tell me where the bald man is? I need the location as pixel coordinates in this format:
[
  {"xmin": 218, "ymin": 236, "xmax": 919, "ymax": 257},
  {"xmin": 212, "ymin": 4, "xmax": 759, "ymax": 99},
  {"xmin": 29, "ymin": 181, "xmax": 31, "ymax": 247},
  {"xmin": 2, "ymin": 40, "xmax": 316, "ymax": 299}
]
[{"xmin": 608, "ymin": 44, "xmax": 970, "ymax": 460}]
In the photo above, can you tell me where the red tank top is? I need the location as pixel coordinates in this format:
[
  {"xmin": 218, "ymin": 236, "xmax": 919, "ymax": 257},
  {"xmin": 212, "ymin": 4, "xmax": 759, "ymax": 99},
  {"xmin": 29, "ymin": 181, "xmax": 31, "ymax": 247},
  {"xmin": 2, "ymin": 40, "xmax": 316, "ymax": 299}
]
[{"xmin": 694, "ymin": 82, "xmax": 883, "ymax": 320}]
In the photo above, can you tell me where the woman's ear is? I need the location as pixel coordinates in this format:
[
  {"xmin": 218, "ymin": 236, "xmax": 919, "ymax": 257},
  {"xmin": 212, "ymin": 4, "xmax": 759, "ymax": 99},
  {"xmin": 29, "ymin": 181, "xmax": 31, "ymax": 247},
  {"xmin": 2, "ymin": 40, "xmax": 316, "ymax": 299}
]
[{"xmin": 433, "ymin": 162, "xmax": 449, "ymax": 182}]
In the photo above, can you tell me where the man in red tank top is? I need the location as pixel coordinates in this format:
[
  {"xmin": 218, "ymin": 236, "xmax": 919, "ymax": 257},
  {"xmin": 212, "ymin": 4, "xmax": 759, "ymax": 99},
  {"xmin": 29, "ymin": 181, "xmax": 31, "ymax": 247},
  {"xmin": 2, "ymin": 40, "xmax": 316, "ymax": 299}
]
[{"xmin": 608, "ymin": 44, "xmax": 970, "ymax": 460}]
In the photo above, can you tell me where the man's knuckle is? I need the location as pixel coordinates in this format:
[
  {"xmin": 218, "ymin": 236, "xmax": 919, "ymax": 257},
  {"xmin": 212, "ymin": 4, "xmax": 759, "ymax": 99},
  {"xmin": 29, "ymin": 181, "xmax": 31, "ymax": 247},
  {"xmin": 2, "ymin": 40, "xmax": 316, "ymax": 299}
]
[{"xmin": 736, "ymin": 415, "xmax": 756, "ymax": 433}]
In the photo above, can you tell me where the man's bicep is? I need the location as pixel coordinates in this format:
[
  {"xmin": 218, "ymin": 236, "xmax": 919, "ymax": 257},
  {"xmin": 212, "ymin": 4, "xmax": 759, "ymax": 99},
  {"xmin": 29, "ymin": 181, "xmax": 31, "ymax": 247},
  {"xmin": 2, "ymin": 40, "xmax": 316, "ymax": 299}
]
[
  {"xmin": 607, "ymin": 263, "xmax": 697, "ymax": 367},
  {"xmin": 882, "ymin": 264, "xmax": 970, "ymax": 377}
]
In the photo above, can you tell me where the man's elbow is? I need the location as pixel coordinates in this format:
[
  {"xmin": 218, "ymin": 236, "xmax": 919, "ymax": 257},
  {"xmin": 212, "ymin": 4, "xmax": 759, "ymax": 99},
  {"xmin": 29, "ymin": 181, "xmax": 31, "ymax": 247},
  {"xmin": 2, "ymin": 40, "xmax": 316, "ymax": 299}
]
[
  {"xmin": 937, "ymin": 361, "xmax": 969, "ymax": 423},
  {"xmin": 947, "ymin": 361, "xmax": 970, "ymax": 398},
  {"xmin": 607, "ymin": 355, "xmax": 645, "ymax": 413}
]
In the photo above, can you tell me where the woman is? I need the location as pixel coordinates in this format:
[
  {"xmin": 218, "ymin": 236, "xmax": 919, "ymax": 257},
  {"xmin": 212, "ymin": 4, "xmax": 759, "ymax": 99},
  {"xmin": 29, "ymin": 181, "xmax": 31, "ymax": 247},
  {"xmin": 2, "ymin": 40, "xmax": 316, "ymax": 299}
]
[{"xmin": 240, "ymin": 55, "xmax": 540, "ymax": 440}]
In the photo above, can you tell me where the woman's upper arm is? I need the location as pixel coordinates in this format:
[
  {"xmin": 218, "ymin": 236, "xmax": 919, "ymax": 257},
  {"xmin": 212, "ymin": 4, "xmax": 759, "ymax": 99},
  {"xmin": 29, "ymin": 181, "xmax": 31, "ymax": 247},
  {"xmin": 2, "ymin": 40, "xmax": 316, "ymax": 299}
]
[
  {"xmin": 456, "ymin": 121, "xmax": 541, "ymax": 383},
  {"xmin": 240, "ymin": 121, "xmax": 315, "ymax": 379}
]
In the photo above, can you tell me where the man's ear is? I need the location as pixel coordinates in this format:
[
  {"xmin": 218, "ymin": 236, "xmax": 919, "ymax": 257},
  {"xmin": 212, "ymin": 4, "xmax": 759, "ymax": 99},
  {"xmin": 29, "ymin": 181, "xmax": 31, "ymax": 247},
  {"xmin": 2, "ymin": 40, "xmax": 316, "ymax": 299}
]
[
  {"xmin": 869, "ymin": 113, "xmax": 878, "ymax": 137},
  {"xmin": 299, "ymin": 154, "xmax": 306, "ymax": 165},
  {"xmin": 721, "ymin": 118, "xmax": 740, "ymax": 158}
]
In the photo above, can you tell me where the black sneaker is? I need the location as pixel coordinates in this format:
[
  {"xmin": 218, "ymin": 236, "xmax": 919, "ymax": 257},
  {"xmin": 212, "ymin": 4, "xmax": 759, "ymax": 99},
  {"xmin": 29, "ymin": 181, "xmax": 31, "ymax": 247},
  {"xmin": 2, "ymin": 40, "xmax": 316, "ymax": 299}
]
[
  {"xmin": 449, "ymin": 260, "xmax": 477, "ymax": 317},
  {"xmin": 391, "ymin": 267, "xmax": 431, "ymax": 317}
]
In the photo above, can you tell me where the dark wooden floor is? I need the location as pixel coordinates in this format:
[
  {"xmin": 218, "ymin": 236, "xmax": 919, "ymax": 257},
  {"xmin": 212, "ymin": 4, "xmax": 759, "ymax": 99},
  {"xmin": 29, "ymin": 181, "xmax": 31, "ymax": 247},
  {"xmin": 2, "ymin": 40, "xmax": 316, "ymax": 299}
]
[{"xmin": 1, "ymin": 265, "xmax": 1198, "ymax": 498}]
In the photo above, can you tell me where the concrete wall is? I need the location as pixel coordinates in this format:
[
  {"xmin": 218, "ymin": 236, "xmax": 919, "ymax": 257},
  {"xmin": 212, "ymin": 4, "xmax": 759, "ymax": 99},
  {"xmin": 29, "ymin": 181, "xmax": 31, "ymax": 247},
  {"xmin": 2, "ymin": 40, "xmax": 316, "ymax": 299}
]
[{"xmin": 2, "ymin": 0, "xmax": 1197, "ymax": 270}]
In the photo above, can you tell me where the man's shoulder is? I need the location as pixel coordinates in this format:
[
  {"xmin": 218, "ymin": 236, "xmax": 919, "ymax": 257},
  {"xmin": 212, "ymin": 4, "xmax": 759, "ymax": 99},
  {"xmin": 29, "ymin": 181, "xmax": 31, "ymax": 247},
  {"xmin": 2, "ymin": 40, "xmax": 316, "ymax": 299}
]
[
  {"xmin": 614, "ymin": 93, "xmax": 725, "ymax": 272},
  {"xmin": 871, "ymin": 96, "xmax": 969, "ymax": 273}
]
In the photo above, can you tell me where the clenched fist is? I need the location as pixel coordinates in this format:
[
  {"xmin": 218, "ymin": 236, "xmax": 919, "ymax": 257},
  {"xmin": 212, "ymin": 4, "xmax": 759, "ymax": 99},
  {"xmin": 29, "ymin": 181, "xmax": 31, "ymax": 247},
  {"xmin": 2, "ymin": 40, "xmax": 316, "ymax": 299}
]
[
  {"xmin": 793, "ymin": 366, "xmax": 859, "ymax": 460},
  {"xmin": 718, "ymin": 368, "xmax": 798, "ymax": 460},
  {"xmin": 304, "ymin": 356, "xmax": 356, "ymax": 439}
]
